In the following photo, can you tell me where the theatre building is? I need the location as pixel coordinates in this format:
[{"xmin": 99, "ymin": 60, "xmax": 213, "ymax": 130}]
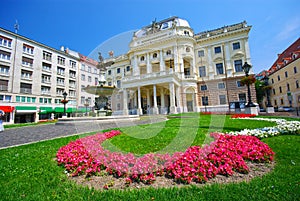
[{"xmin": 104, "ymin": 16, "xmax": 256, "ymax": 115}]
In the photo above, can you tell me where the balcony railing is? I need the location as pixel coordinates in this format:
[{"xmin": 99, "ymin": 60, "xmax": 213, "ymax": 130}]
[
  {"xmin": 20, "ymin": 88, "xmax": 32, "ymax": 94},
  {"xmin": 0, "ymin": 85, "xmax": 8, "ymax": 91}
]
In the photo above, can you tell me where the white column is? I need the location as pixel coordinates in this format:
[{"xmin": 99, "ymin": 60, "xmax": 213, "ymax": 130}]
[
  {"xmin": 123, "ymin": 89, "xmax": 128, "ymax": 115},
  {"xmin": 146, "ymin": 89, "xmax": 150, "ymax": 114},
  {"xmin": 169, "ymin": 83, "xmax": 177, "ymax": 114},
  {"xmin": 153, "ymin": 85, "xmax": 159, "ymax": 114},
  {"xmin": 159, "ymin": 50, "xmax": 165, "ymax": 72},
  {"xmin": 176, "ymin": 86, "xmax": 182, "ymax": 113},
  {"xmin": 193, "ymin": 91, "xmax": 200, "ymax": 112},
  {"xmin": 160, "ymin": 88, "xmax": 166, "ymax": 114},
  {"xmin": 137, "ymin": 86, "xmax": 143, "ymax": 115},
  {"xmin": 173, "ymin": 46, "xmax": 178, "ymax": 72},
  {"xmin": 133, "ymin": 55, "xmax": 138, "ymax": 76},
  {"xmin": 146, "ymin": 53, "xmax": 152, "ymax": 73}
]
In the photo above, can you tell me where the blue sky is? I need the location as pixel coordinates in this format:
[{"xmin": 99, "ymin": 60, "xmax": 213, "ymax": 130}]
[{"xmin": 1, "ymin": 0, "xmax": 300, "ymax": 73}]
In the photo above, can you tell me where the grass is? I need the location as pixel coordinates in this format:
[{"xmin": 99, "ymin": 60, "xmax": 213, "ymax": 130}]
[{"xmin": 0, "ymin": 114, "xmax": 299, "ymax": 201}]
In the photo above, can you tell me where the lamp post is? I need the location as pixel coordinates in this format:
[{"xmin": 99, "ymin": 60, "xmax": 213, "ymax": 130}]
[
  {"xmin": 242, "ymin": 62, "xmax": 255, "ymax": 107},
  {"xmin": 62, "ymin": 91, "xmax": 68, "ymax": 117},
  {"xmin": 84, "ymin": 98, "xmax": 89, "ymax": 116}
]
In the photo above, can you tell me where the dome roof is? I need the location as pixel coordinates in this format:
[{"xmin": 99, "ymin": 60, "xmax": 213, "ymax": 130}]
[{"xmin": 134, "ymin": 16, "xmax": 190, "ymax": 38}]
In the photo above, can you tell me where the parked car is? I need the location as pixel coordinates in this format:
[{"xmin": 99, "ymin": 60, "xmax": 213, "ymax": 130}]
[{"xmin": 278, "ymin": 106, "xmax": 294, "ymax": 112}]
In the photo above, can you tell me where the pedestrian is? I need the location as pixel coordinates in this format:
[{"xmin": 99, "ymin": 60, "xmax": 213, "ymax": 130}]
[{"xmin": 0, "ymin": 113, "xmax": 4, "ymax": 132}]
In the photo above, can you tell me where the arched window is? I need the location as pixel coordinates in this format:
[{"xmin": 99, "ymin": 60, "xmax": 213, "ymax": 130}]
[
  {"xmin": 186, "ymin": 47, "xmax": 190, "ymax": 52},
  {"xmin": 166, "ymin": 50, "xmax": 171, "ymax": 55},
  {"xmin": 153, "ymin": 53, "xmax": 157, "ymax": 58},
  {"xmin": 140, "ymin": 56, "xmax": 145, "ymax": 61}
]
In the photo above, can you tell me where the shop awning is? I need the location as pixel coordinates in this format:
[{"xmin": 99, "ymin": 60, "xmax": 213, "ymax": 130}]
[
  {"xmin": 54, "ymin": 107, "xmax": 76, "ymax": 113},
  {"xmin": 15, "ymin": 106, "xmax": 37, "ymax": 113},
  {"xmin": 39, "ymin": 106, "xmax": 54, "ymax": 114},
  {"xmin": 0, "ymin": 106, "xmax": 14, "ymax": 113}
]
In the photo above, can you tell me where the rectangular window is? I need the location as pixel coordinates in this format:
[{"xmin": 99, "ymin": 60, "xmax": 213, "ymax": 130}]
[
  {"xmin": 287, "ymin": 83, "xmax": 290, "ymax": 91},
  {"xmin": 88, "ymin": 66, "xmax": 91, "ymax": 73},
  {"xmin": 117, "ymin": 80, "xmax": 121, "ymax": 88},
  {"xmin": 23, "ymin": 44, "xmax": 34, "ymax": 54},
  {"xmin": 219, "ymin": 95, "xmax": 226, "ymax": 105},
  {"xmin": 271, "ymin": 78, "xmax": 274, "ymax": 84},
  {"xmin": 200, "ymin": 85, "xmax": 207, "ymax": 91},
  {"xmin": 296, "ymin": 80, "xmax": 299, "ymax": 89},
  {"xmin": 108, "ymin": 70, "xmax": 111, "ymax": 75},
  {"xmin": 280, "ymin": 99, "xmax": 284, "ymax": 105},
  {"xmin": 294, "ymin": 66, "xmax": 298, "ymax": 74},
  {"xmin": 218, "ymin": 82, "xmax": 225, "ymax": 89},
  {"xmin": 16, "ymin": 96, "xmax": 20, "ymax": 102},
  {"xmin": 238, "ymin": 93, "xmax": 246, "ymax": 102},
  {"xmin": 198, "ymin": 50, "xmax": 204, "ymax": 57},
  {"xmin": 237, "ymin": 81, "xmax": 242, "ymax": 87},
  {"xmin": 273, "ymin": 88, "xmax": 276, "ymax": 95},
  {"xmin": 126, "ymin": 66, "xmax": 131, "ymax": 71},
  {"xmin": 117, "ymin": 68, "xmax": 121, "ymax": 74},
  {"xmin": 81, "ymin": 96, "xmax": 85, "ymax": 104},
  {"xmin": 285, "ymin": 71, "xmax": 288, "ymax": 78},
  {"xmin": 232, "ymin": 42, "xmax": 240, "ymax": 50},
  {"xmin": 43, "ymin": 51, "xmax": 52, "ymax": 61},
  {"xmin": 0, "ymin": 35, "xmax": 12, "ymax": 48},
  {"xmin": 274, "ymin": 99, "xmax": 277, "ymax": 105},
  {"xmin": 202, "ymin": 96, "xmax": 208, "ymax": 106},
  {"xmin": 69, "ymin": 60, "xmax": 76, "ymax": 68},
  {"xmin": 22, "ymin": 57, "xmax": 33, "ymax": 67},
  {"xmin": 279, "ymin": 86, "xmax": 282, "ymax": 93},
  {"xmin": 214, "ymin": 46, "xmax": 221, "ymax": 54},
  {"xmin": 81, "ymin": 74, "xmax": 85, "ymax": 81},
  {"xmin": 216, "ymin": 63, "xmax": 224, "ymax": 74},
  {"xmin": 0, "ymin": 50, "xmax": 11, "ymax": 61},
  {"xmin": 57, "ymin": 56, "xmax": 65, "ymax": 65},
  {"xmin": 88, "ymin": 76, "xmax": 92, "ymax": 82},
  {"xmin": 81, "ymin": 64, "xmax": 85, "ymax": 71},
  {"xmin": 234, "ymin": 60, "xmax": 243, "ymax": 72},
  {"xmin": 199, "ymin": 66, "xmax": 206, "ymax": 77},
  {"xmin": 95, "ymin": 77, "xmax": 98, "ymax": 85},
  {"xmin": 57, "ymin": 67, "xmax": 65, "ymax": 75},
  {"xmin": 278, "ymin": 75, "xmax": 280, "ymax": 81}
]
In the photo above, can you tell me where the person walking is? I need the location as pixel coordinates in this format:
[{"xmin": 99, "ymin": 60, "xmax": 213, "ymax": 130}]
[{"xmin": 0, "ymin": 112, "xmax": 4, "ymax": 132}]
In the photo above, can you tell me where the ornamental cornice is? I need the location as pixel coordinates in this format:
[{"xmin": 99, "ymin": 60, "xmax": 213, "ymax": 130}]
[
  {"xmin": 195, "ymin": 27, "xmax": 251, "ymax": 43},
  {"xmin": 128, "ymin": 35, "xmax": 196, "ymax": 54}
]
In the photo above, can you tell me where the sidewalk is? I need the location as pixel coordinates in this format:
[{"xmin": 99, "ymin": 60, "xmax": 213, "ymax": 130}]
[{"xmin": 0, "ymin": 116, "xmax": 167, "ymax": 149}]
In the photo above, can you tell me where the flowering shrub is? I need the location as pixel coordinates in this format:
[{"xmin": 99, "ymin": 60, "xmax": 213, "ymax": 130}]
[
  {"xmin": 231, "ymin": 114, "xmax": 257, "ymax": 118},
  {"xmin": 229, "ymin": 117, "xmax": 300, "ymax": 138},
  {"xmin": 240, "ymin": 75, "xmax": 256, "ymax": 86},
  {"xmin": 57, "ymin": 129, "xmax": 275, "ymax": 187}
]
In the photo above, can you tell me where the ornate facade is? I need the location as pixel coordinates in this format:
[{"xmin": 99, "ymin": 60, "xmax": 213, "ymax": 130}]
[{"xmin": 105, "ymin": 17, "xmax": 256, "ymax": 115}]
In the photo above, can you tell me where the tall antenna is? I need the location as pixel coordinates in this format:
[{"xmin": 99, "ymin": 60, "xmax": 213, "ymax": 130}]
[{"xmin": 14, "ymin": 20, "xmax": 19, "ymax": 34}]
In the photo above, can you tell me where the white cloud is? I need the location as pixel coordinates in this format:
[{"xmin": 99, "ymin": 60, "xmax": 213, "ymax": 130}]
[{"xmin": 276, "ymin": 17, "xmax": 300, "ymax": 41}]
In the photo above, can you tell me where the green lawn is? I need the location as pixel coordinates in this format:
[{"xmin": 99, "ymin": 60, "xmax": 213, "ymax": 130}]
[{"xmin": 0, "ymin": 115, "xmax": 299, "ymax": 201}]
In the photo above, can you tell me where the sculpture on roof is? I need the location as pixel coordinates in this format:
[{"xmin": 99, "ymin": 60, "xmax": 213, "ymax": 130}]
[{"xmin": 98, "ymin": 52, "xmax": 104, "ymax": 62}]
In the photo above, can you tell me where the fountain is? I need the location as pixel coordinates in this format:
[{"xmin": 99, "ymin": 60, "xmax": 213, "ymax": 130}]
[
  {"xmin": 83, "ymin": 52, "xmax": 116, "ymax": 116},
  {"xmin": 56, "ymin": 52, "xmax": 139, "ymax": 124}
]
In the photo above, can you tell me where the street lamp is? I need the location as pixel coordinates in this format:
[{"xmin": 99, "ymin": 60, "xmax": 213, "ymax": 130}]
[
  {"xmin": 242, "ymin": 62, "xmax": 255, "ymax": 107},
  {"xmin": 84, "ymin": 98, "xmax": 90, "ymax": 116},
  {"xmin": 62, "ymin": 91, "xmax": 68, "ymax": 117}
]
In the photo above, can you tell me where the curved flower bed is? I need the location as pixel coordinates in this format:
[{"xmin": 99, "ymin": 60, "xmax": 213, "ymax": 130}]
[
  {"xmin": 57, "ymin": 130, "xmax": 275, "ymax": 187},
  {"xmin": 229, "ymin": 117, "xmax": 300, "ymax": 138}
]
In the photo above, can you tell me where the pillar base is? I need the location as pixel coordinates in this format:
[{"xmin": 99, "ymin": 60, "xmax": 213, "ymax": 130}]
[
  {"xmin": 123, "ymin": 109, "xmax": 128, "ymax": 116},
  {"xmin": 169, "ymin": 106, "xmax": 177, "ymax": 114},
  {"xmin": 152, "ymin": 107, "xmax": 159, "ymax": 115},
  {"xmin": 138, "ymin": 108, "xmax": 143, "ymax": 115},
  {"xmin": 266, "ymin": 107, "xmax": 275, "ymax": 113},
  {"xmin": 245, "ymin": 107, "xmax": 258, "ymax": 116}
]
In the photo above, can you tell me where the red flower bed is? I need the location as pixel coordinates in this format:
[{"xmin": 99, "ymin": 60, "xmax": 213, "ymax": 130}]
[
  {"xmin": 56, "ymin": 130, "xmax": 274, "ymax": 186},
  {"xmin": 231, "ymin": 114, "xmax": 257, "ymax": 119}
]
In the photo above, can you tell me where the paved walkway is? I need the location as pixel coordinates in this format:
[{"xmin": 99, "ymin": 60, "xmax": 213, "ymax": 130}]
[{"xmin": 0, "ymin": 116, "xmax": 167, "ymax": 149}]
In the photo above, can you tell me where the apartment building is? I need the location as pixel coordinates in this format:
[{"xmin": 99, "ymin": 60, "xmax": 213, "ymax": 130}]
[
  {"xmin": 264, "ymin": 38, "xmax": 300, "ymax": 109},
  {"xmin": 104, "ymin": 16, "xmax": 256, "ymax": 115},
  {"xmin": 0, "ymin": 27, "xmax": 98, "ymax": 124}
]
